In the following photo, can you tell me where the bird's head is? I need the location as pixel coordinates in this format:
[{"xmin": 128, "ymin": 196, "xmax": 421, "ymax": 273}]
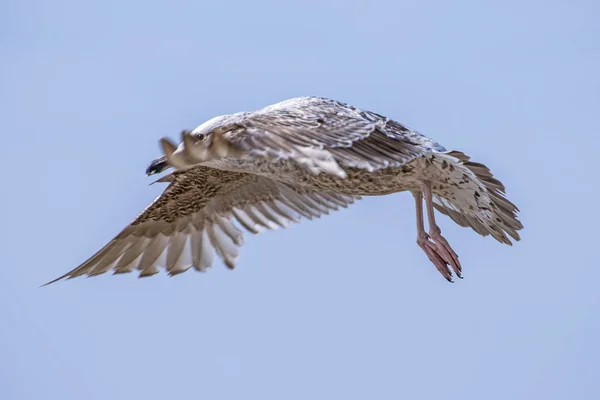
[
  {"xmin": 159, "ymin": 123, "xmax": 242, "ymax": 172},
  {"xmin": 147, "ymin": 129, "xmax": 216, "ymax": 176}
]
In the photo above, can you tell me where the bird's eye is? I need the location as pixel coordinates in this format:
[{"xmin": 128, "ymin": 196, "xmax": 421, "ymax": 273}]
[{"xmin": 198, "ymin": 133, "xmax": 209, "ymax": 141}]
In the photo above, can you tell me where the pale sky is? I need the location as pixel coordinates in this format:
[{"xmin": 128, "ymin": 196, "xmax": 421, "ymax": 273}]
[{"xmin": 1, "ymin": 0, "xmax": 599, "ymax": 399}]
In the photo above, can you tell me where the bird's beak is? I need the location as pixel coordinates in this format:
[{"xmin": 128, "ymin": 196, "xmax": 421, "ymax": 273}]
[{"xmin": 145, "ymin": 155, "xmax": 170, "ymax": 176}]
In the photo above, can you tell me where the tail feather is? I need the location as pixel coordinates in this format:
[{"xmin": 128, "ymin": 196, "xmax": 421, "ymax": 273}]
[{"xmin": 431, "ymin": 151, "xmax": 523, "ymax": 245}]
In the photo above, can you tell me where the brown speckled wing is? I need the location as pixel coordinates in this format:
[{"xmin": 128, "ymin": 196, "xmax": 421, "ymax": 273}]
[
  {"xmin": 200, "ymin": 97, "xmax": 437, "ymax": 174},
  {"xmin": 44, "ymin": 166, "xmax": 359, "ymax": 284}
]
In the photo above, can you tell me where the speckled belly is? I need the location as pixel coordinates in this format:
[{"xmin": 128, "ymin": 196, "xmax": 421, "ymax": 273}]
[{"xmin": 204, "ymin": 156, "xmax": 454, "ymax": 196}]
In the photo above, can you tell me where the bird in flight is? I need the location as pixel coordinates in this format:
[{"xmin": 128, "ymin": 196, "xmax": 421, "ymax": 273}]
[{"xmin": 46, "ymin": 97, "xmax": 522, "ymax": 285}]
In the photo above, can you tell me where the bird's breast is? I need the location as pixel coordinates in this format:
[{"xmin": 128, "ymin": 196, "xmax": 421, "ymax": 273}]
[{"xmin": 202, "ymin": 157, "xmax": 439, "ymax": 196}]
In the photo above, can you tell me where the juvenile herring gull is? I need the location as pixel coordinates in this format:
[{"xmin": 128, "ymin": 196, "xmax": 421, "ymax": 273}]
[{"xmin": 46, "ymin": 97, "xmax": 522, "ymax": 284}]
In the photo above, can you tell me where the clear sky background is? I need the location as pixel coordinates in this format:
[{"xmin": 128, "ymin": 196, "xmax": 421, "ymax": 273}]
[{"xmin": 1, "ymin": 0, "xmax": 599, "ymax": 399}]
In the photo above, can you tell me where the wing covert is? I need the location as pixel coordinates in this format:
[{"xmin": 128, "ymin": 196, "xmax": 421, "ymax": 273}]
[{"xmin": 224, "ymin": 97, "xmax": 430, "ymax": 172}]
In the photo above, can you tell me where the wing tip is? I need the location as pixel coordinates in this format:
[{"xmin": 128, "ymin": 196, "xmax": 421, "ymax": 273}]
[{"xmin": 40, "ymin": 273, "xmax": 72, "ymax": 287}]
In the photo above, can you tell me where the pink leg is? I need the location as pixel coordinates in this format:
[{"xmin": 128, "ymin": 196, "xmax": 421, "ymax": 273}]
[{"xmin": 412, "ymin": 183, "xmax": 462, "ymax": 282}]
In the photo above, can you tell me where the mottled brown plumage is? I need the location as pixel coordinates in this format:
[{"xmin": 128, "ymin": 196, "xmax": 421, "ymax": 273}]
[{"xmin": 46, "ymin": 96, "xmax": 522, "ymax": 285}]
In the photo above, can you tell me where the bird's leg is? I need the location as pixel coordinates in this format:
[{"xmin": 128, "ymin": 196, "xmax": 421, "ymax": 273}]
[
  {"xmin": 412, "ymin": 190, "xmax": 454, "ymax": 282},
  {"xmin": 420, "ymin": 181, "xmax": 462, "ymax": 279}
]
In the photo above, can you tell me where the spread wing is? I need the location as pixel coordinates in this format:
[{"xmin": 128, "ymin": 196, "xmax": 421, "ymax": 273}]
[
  {"xmin": 196, "ymin": 97, "xmax": 441, "ymax": 175},
  {"xmin": 45, "ymin": 166, "xmax": 359, "ymax": 285}
]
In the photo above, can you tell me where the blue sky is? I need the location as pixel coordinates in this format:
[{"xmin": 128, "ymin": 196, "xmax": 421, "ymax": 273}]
[{"xmin": 1, "ymin": 0, "xmax": 599, "ymax": 399}]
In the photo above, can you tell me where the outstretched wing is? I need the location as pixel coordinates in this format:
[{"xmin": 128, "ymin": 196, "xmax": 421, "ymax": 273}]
[
  {"xmin": 45, "ymin": 166, "xmax": 359, "ymax": 285},
  {"xmin": 195, "ymin": 97, "xmax": 441, "ymax": 175}
]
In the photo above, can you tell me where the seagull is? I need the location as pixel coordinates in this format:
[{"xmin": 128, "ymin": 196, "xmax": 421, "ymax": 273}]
[{"xmin": 45, "ymin": 96, "xmax": 522, "ymax": 285}]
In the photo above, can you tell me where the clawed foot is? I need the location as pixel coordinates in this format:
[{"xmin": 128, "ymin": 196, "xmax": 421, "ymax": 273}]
[
  {"xmin": 417, "ymin": 230, "xmax": 462, "ymax": 282},
  {"xmin": 160, "ymin": 131, "xmax": 199, "ymax": 171}
]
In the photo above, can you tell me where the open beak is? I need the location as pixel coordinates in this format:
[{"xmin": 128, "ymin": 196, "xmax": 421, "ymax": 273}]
[{"xmin": 145, "ymin": 155, "xmax": 170, "ymax": 176}]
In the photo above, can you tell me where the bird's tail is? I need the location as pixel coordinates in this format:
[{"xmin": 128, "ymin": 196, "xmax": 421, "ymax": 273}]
[{"xmin": 429, "ymin": 151, "xmax": 523, "ymax": 244}]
